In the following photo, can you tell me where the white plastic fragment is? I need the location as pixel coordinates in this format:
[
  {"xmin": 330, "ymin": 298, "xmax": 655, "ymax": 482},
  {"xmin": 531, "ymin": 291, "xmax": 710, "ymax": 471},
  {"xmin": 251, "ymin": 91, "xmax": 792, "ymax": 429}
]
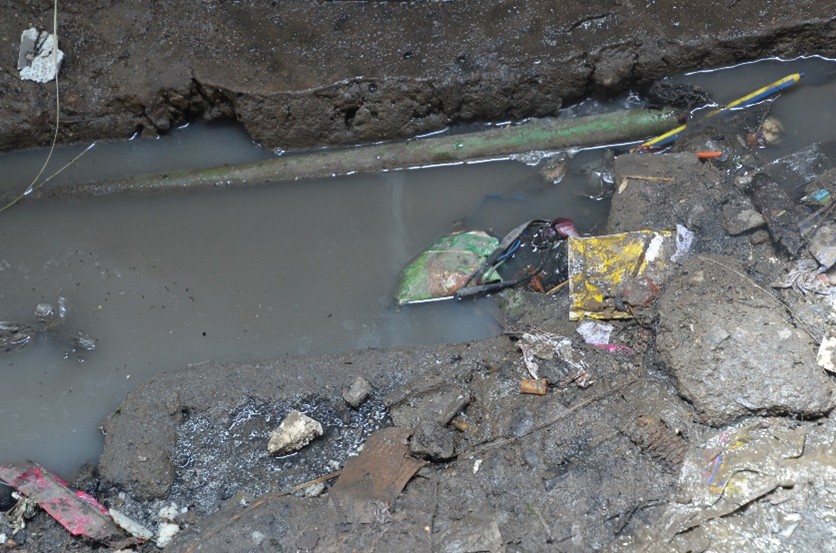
[
  {"xmin": 18, "ymin": 28, "xmax": 64, "ymax": 83},
  {"xmin": 156, "ymin": 522, "xmax": 181, "ymax": 548},
  {"xmin": 817, "ymin": 334, "xmax": 836, "ymax": 374},
  {"xmin": 670, "ymin": 223, "xmax": 695, "ymax": 263},
  {"xmin": 267, "ymin": 410, "xmax": 323, "ymax": 455},
  {"xmin": 576, "ymin": 320, "xmax": 613, "ymax": 345},
  {"xmin": 108, "ymin": 508, "xmax": 154, "ymax": 541}
]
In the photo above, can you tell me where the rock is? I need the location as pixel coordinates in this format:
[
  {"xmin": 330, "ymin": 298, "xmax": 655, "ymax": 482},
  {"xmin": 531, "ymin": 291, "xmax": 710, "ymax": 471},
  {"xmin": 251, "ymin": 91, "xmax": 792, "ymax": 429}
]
[
  {"xmin": 410, "ymin": 420, "xmax": 457, "ymax": 461},
  {"xmin": 809, "ymin": 223, "xmax": 836, "ymax": 271},
  {"xmin": 656, "ymin": 256, "xmax": 835, "ymax": 425},
  {"xmin": 267, "ymin": 410, "xmax": 323, "ymax": 455},
  {"xmin": 342, "ymin": 376, "xmax": 371, "ymax": 408},
  {"xmin": 721, "ymin": 201, "xmax": 766, "ymax": 235},
  {"xmin": 390, "ymin": 384, "xmax": 472, "ymax": 428}
]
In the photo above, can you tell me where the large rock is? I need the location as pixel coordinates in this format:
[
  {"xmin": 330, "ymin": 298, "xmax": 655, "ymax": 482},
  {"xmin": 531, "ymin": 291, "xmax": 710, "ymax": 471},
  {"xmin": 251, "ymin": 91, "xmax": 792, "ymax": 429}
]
[{"xmin": 656, "ymin": 255, "xmax": 835, "ymax": 425}]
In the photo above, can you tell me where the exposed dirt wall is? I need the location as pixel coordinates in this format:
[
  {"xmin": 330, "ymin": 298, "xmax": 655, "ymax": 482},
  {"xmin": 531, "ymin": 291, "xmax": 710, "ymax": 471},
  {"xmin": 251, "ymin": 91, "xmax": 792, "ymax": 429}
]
[{"xmin": 1, "ymin": 0, "xmax": 834, "ymax": 151}]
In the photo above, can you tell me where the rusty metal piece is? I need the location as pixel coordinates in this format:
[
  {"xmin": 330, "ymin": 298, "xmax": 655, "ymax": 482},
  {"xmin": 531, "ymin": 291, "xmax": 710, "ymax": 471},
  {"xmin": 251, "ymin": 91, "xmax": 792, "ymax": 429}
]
[
  {"xmin": 520, "ymin": 378, "xmax": 549, "ymax": 395},
  {"xmin": 330, "ymin": 427, "xmax": 426, "ymax": 523}
]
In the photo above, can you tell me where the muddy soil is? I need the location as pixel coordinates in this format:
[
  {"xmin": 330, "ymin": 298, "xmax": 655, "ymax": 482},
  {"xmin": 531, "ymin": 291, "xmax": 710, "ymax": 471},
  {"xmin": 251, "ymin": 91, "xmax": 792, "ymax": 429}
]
[
  {"xmin": 5, "ymin": 97, "xmax": 836, "ymax": 552},
  {"xmin": 1, "ymin": 1, "xmax": 835, "ymax": 152},
  {"xmin": 2, "ymin": 2, "xmax": 836, "ymax": 553}
]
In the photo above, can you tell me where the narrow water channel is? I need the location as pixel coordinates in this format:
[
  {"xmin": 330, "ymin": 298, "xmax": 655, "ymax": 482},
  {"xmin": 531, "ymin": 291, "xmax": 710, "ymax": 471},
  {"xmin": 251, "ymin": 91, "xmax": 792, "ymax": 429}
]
[{"xmin": 1, "ymin": 56, "xmax": 834, "ymax": 476}]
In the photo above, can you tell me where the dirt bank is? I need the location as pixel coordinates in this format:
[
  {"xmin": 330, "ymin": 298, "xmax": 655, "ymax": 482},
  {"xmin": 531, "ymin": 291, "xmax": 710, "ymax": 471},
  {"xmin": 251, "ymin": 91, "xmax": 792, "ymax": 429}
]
[{"xmin": 1, "ymin": 1, "xmax": 835, "ymax": 152}]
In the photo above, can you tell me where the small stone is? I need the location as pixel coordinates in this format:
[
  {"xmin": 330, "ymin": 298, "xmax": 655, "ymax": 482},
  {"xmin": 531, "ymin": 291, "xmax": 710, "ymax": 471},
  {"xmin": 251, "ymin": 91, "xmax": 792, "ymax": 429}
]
[
  {"xmin": 809, "ymin": 223, "xmax": 836, "ymax": 271},
  {"xmin": 750, "ymin": 229, "xmax": 770, "ymax": 245},
  {"xmin": 722, "ymin": 202, "xmax": 766, "ymax": 236},
  {"xmin": 267, "ymin": 410, "xmax": 323, "ymax": 455},
  {"xmin": 342, "ymin": 376, "xmax": 371, "ymax": 408}
]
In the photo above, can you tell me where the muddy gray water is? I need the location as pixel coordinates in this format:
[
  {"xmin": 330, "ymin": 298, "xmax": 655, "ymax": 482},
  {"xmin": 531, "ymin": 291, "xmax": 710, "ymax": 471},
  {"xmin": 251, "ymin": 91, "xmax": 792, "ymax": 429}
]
[{"xmin": 1, "ymin": 56, "xmax": 834, "ymax": 477}]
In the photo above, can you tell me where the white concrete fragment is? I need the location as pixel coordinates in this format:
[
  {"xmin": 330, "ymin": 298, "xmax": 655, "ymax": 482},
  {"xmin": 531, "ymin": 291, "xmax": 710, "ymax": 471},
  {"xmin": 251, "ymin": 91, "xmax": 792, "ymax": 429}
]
[
  {"xmin": 158, "ymin": 503, "xmax": 179, "ymax": 522},
  {"xmin": 109, "ymin": 508, "xmax": 154, "ymax": 541},
  {"xmin": 156, "ymin": 522, "xmax": 181, "ymax": 548},
  {"xmin": 817, "ymin": 334, "xmax": 836, "ymax": 374},
  {"xmin": 267, "ymin": 410, "xmax": 323, "ymax": 455},
  {"xmin": 19, "ymin": 28, "xmax": 64, "ymax": 83}
]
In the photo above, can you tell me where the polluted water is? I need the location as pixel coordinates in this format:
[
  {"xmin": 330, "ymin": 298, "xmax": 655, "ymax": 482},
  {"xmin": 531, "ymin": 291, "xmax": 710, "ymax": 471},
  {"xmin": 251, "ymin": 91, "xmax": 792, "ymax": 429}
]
[{"xmin": 0, "ymin": 56, "xmax": 835, "ymax": 476}]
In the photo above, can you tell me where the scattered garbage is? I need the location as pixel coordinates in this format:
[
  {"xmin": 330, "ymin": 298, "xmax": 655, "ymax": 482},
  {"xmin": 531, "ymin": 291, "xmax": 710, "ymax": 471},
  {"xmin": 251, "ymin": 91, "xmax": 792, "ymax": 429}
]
[
  {"xmin": 818, "ymin": 334, "xmax": 836, "ymax": 374},
  {"xmin": 267, "ymin": 410, "xmax": 324, "ymax": 455},
  {"xmin": 773, "ymin": 258, "xmax": 832, "ymax": 295},
  {"xmin": 0, "ymin": 462, "xmax": 134, "ymax": 546},
  {"xmin": 576, "ymin": 320, "xmax": 614, "ymax": 345},
  {"xmin": 342, "ymin": 376, "xmax": 372, "ymax": 408},
  {"xmin": 637, "ymin": 73, "xmax": 802, "ymax": 151},
  {"xmin": 109, "ymin": 509, "xmax": 154, "ymax": 541},
  {"xmin": 452, "ymin": 218, "xmax": 577, "ymax": 300},
  {"xmin": 396, "ymin": 231, "xmax": 498, "ymax": 305},
  {"xmin": 330, "ymin": 427, "xmax": 426, "ymax": 523},
  {"xmin": 516, "ymin": 332, "xmax": 590, "ymax": 385},
  {"xmin": 18, "ymin": 28, "xmax": 64, "ymax": 83},
  {"xmin": 396, "ymin": 218, "xmax": 578, "ymax": 304},
  {"xmin": 567, "ymin": 229, "xmax": 684, "ymax": 319}
]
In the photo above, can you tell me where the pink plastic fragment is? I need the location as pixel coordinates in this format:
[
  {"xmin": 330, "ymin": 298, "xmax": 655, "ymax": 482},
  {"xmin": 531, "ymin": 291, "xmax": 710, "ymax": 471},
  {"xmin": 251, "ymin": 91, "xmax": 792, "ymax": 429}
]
[
  {"xmin": 590, "ymin": 343, "xmax": 634, "ymax": 355},
  {"xmin": 0, "ymin": 462, "xmax": 126, "ymax": 543}
]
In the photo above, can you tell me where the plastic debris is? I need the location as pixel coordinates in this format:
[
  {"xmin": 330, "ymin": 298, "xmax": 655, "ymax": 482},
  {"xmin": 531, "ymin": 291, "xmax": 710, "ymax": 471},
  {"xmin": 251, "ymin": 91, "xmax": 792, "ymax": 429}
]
[
  {"xmin": 520, "ymin": 378, "xmax": 548, "ymax": 395},
  {"xmin": 576, "ymin": 320, "xmax": 613, "ymax": 345},
  {"xmin": 267, "ymin": 410, "xmax": 323, "ymax": 455},
  {"xmin": 638, "ymin": 73, "xmax": 802, "ymax": 151},
  {"xmin": 773, "ymin": 258, "xmax": 832, "ymax": 295},
  {"xmin": 0, "ymin": 462, "xmax": 130, "ymax": 545},
  {"xmin": 818, "ymin": 334, "xmax": 836, "ymax": 374},
  {"xmin": 671, "ymin": 224, "xmax": 694, "ymax": 263},
  {"xmin": 109, "ymin": 509, "xmax": 153, "ymax": 541},
  {"xmin": 18, "ymin": 28, "xmax": 64, "ymax": 83},
  {"xmin": 396, "ymin": 231, "xmax": 499, "ymax": 305},
  {"xmin": 567, "ymin": 230, "xmax": 680, "ymax": 319},
  {"xmin": 330, "ymin": 427, "xmax": 426, "ymax": 523},
  {"xmin": 457, "ymin": 218, "xmax": 578, "ymax": 299},
  {"xmin": 517, "ymin": 332, "xmax": 588, "ymax": 380}
]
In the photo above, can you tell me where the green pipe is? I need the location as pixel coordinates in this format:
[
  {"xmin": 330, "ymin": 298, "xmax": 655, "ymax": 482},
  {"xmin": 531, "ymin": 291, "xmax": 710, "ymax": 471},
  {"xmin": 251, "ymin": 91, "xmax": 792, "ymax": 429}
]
[{"xmin": 27, "ymin": 108, "xmax": 681, "ymax": 199}]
